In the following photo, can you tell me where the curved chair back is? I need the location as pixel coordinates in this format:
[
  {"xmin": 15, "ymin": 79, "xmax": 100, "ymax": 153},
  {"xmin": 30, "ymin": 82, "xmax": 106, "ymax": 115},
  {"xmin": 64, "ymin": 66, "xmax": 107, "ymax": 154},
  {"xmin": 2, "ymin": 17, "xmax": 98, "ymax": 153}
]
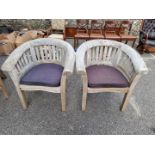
[{"xmin": 2, "ymin": 38, "xmax": 75, "ymax": 81}]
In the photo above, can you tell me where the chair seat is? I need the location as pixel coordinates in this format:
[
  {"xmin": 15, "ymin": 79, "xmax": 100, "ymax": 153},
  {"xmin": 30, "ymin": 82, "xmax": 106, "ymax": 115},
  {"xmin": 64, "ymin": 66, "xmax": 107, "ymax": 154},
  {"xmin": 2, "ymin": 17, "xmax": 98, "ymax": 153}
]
[
  {"xmin": 105, "ymin": 33, "xmax": 120, "ymax": 39},
  {"xmin": 86, "ymin": 65, "xmax": 129, "ymax": 88},
  {"xmin": 75, "ymin": 33, "xmax": 89, "ymax": 38},
  {"xmin": 89, "ymin": 33, "xmax": 104, "ymax": 39},
  {"xmin": 20, "ymin": 63, "xmax": 64, "ymax": 87}
]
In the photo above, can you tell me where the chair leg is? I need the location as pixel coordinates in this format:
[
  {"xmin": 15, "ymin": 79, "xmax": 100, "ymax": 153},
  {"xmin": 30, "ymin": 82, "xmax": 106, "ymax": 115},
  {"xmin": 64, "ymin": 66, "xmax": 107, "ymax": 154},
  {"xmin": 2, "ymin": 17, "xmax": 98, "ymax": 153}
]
[
  {"xmin": 125, "ymin": 40, "xmax": 128, "ymax": 44},
  {"xmin": 16, "ymin": 87, "xmax": 28, "ymax": 109},
  {"xmin": 74, "ymin": 37, "xmax": 76, "ymax": 49},
  {"xmin": 120, "ymin": 91, "xmax": 132, "ymax": 111},
  {"xmin": 60, "ymin": 75, "xmax": 67, "ymax": 112},
  {"xmin": 132, "ymin": 39, "xmax": 136, "ymax": 47},
  {"xmin": 82, "ymin": 75, "xmax": 88, "ymax": 111},
  {"xmin": 82, "ymin": 88, "xmax": 87, "ymax": 111},
  {"xmin": 0, "ymin": 77, "xmax": 8, "ymax": 98},
  {"xmin": 120, "ymin": 75, "xmax": 141, "ymax": 111}
]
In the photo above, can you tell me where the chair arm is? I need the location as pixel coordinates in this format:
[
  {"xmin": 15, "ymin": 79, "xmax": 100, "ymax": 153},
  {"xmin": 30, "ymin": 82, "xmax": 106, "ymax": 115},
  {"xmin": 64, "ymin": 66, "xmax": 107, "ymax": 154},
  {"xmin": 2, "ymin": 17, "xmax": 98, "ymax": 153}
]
[
  {"xmin": 1, "ymin": 41, "xmax": 30, "ymax": 72},
  {"xmin": 121, "ymin": 43, "xmax": 148, "ymax": 74},
  {"xmin": 76, "ymin": 49, "xmax": 86, "ymax": 75},
  {"xmin": 63, "ymin": 43, "xmax": 75, "ymax": 75}
]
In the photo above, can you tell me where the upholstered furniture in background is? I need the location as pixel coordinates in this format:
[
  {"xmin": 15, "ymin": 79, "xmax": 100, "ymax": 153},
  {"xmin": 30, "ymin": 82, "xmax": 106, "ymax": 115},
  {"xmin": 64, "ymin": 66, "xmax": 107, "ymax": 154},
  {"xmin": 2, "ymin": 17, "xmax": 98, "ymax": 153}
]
[
  {"xmin": 137, "ymin": 19, "xmax": 155, "ymax": 53},
  {"xmin": 1, "ymin": 38, "xmax": 75, "ymax": 111},
  {"xmin": 76, "ymin": 40, "xmax": 148, "ymax": 111}
]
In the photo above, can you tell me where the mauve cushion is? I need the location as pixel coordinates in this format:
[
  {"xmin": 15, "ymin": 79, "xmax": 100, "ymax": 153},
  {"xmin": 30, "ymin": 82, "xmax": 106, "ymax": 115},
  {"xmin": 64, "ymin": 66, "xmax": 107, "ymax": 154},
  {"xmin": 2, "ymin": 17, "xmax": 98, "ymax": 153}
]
[
  {"xmin": 86, "ymin": 65, "xmax": 129, "ymax": 88},
  {"xmin": 20, "ymin": 63, "xmax": 64, "ymax": 87}
]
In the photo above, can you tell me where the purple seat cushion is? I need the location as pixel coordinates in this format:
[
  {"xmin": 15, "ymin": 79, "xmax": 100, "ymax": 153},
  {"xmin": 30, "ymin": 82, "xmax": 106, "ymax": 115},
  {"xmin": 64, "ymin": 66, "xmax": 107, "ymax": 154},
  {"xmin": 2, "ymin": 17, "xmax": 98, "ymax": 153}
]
[
  {"xmin": 86, "ymin": 65, "xmax": 129, "ymax": 88},
  {"xmin": 20, "ymin": 63, "xmax": 64, "ymax": 87}
]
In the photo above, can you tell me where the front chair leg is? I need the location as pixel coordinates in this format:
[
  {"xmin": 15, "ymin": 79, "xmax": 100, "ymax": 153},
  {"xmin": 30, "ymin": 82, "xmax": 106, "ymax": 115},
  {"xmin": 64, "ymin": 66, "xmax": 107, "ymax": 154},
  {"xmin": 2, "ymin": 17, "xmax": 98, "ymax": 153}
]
[
  {"xmin": 120, "ymin": 91, "xmax": 132, "ymax": 111},
  {"xmin": 16, "ymin": 88, "xmax": 28, "ymax": 109},
  {"xmin": 82, "ymin": 88, "xmax": 87, "ymax": 111},
  {"xmin": 120, "ymin": 74, "xmax": 141, "ymax": 111},
  {"xmin": 82, "ymin": 75, "xmax": 88, "ymax": 111},
  {"xmin": 60, "ymin": 75, "xmax": 67, "ymax": 112}
]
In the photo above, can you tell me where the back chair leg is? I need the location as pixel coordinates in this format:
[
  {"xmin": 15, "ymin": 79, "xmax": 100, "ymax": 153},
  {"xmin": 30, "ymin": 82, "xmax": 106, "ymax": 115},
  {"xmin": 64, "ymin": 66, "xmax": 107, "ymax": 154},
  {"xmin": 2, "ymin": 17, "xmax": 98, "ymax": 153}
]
[
  {"xmin": 132, "ymin": 39, "xmax": 136, "ymax": 47},
  {"xmin": 74, "ymin": 37, "xmax": 76, "ymax": 49},
  {"xmin": 82, "ymin": 75, "xmax": 88, "ymax": 111},
  {"xmin": 16, "ymin": 87, "xmax": 28, "ymax": 109},
  {"xmin": 60, "ymin": 75, "xmax": 67, "ymax": 112}
]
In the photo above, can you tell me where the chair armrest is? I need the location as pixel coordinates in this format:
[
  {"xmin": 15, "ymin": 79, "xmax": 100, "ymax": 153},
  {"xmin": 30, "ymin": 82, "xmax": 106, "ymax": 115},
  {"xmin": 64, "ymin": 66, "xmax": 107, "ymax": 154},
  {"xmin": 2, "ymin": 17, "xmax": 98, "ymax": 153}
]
[
  {"xmin": 1, "ymin": 42, "xmax": 30, "ymax": 72},
  {"xmin": 76, "ymin": 48, "xmax": 86, "ymax": 75},
  {"xmin": 121, "ymin": 43, "xmax": 148, "ymax": 74},
  {"xmin": 63, "ymin": 43, "xmax": 75, "ymax": 75}
]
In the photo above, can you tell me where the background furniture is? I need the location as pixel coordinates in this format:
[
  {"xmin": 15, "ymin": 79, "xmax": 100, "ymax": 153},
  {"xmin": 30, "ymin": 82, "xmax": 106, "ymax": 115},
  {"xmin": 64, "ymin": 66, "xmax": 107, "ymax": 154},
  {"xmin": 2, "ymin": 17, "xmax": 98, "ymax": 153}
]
[
  {"xmin": 137, "ymin": 19, "xmax": 155, "ymax": 53},
  {"xmin": 2, "ymin": 38, "xmax": 75, "ymax": 111},
  {"xmin": 76, "ymin": 40, "xmax": 148, "ymax": 111},
  {"xmin": 89, "ymin": 20, "xmax": 104, "ymax": 39},
  {"xmin": 74, "ymin": 20, "xmax": 89, "ymax": 48},
  {"xmin": 48, "ymin": 19, "xmax": 65, "ymax": 40},
  {"xmin": 119, "ymin": 20, "xmax": 137, "ymax": 47},
  {"xmin": 104, "ymin": 20, "xmax": 120, "ymax": 41},
  {"xmin": 0, "ymin": 70, "xmax": 8, "ymax": 98}
]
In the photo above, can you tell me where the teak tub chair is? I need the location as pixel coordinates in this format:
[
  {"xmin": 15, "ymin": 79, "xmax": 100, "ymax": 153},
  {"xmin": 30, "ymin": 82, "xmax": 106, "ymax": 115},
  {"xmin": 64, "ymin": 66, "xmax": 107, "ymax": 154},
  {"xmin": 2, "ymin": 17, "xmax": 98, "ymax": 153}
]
[
  {"xmin": 76, "ymin": 40, "xmax": 148, "ymax": 111},
  {"xmin": 1, "ymin": 38, "xmax": 75, "ymax": 111}
]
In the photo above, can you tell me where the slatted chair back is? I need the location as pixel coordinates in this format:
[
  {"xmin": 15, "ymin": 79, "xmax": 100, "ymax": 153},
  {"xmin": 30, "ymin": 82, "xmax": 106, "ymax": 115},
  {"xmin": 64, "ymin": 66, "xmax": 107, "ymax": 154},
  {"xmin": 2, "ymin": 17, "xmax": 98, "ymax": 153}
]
[
  {"xmin": 76, "ymin": 19, "xmax": 89, "ymax": 34},
  {"xmin": 104, "ymin": 20, "xmax": 117, "ymax": 34},
  {"xmin": 119, "ymin": 20, "xmax": 132, "ymax": 35},
  {"xmin": 90, "ymin": 20, "xmax": 103, "ymax": 35}
]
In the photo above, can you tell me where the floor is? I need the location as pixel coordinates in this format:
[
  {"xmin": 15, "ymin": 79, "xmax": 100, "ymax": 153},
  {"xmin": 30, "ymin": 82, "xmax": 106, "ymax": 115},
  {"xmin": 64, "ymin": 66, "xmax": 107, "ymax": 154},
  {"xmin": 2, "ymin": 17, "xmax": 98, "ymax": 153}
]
[{"xmin": 0, "ymin": 40, "xmax": 155, "ymax": 135}]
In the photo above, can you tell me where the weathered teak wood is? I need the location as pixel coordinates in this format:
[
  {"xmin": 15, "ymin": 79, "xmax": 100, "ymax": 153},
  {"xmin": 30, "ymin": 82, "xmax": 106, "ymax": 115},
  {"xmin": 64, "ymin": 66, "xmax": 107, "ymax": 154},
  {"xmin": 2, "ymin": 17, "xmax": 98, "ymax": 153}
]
[
  {"xmin": 1, "ymin": 38, "xmax": 75, "ymax": 111},
  {"xmin": 0, "ymin": 77, "xmax": 8, "ymax": 98},
  {"xmin": 76, "ymin": 39, "xmax": 148, "ymax": 111}
]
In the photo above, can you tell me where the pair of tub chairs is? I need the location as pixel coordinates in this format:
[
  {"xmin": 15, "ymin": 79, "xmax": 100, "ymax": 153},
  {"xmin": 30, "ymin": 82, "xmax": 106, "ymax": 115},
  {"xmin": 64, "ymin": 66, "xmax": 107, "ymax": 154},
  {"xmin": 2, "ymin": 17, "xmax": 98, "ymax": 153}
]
[{"xmin": 1, "ymin": 38, "xmax": 148, "ymax": 112}]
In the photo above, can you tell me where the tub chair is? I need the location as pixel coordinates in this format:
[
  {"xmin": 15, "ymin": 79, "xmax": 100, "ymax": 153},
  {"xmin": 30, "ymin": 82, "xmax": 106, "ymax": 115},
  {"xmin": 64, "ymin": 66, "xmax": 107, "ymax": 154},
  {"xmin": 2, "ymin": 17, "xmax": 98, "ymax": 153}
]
[
  {"xmin": 76, "ymin": 40, "xmax": 148, "ymax": 111},
  {"xmin": 1, "ymin": 38, "xmax": 75, "ymax": 111}
]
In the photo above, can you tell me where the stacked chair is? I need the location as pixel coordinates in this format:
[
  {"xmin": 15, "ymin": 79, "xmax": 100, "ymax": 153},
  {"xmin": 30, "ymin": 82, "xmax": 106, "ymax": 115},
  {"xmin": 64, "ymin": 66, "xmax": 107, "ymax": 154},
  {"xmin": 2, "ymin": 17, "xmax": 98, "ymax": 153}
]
[
  {"xmin": 137, "ymin": 19, "xmax": 155, "ymax": 53},
  {"xmin": 74, "ymin": 20, "xmax": 137, "ymax": 48}
]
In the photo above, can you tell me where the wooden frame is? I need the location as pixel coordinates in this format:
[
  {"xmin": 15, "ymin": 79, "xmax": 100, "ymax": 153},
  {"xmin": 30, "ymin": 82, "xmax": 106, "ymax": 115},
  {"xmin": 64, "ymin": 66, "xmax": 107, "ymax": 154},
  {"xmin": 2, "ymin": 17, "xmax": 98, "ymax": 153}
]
[
  {"xmin": 89, "ymin": 20, "xmax": 104, "ymax": 39},
  {"xmin": 0, "ymin": 76, "xmax": 8, "ymax": 98},
  {"xmin": 76, "ymin": 39, "xmax": 148, "ymax": 111},
  {"xmin": 119, "ymin": 20, "xmax": 137, "ymax": 47},
  {"xmin": 1, "ymin": 38, "xmax": 75, "ymax": 111},
  {"xmin": 74, "ymin": 19, "xmax": 89, "ymax": 49},
  {"xmin": 104, "ymin": 20, "xmax": 121, "ymax": 41}
]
